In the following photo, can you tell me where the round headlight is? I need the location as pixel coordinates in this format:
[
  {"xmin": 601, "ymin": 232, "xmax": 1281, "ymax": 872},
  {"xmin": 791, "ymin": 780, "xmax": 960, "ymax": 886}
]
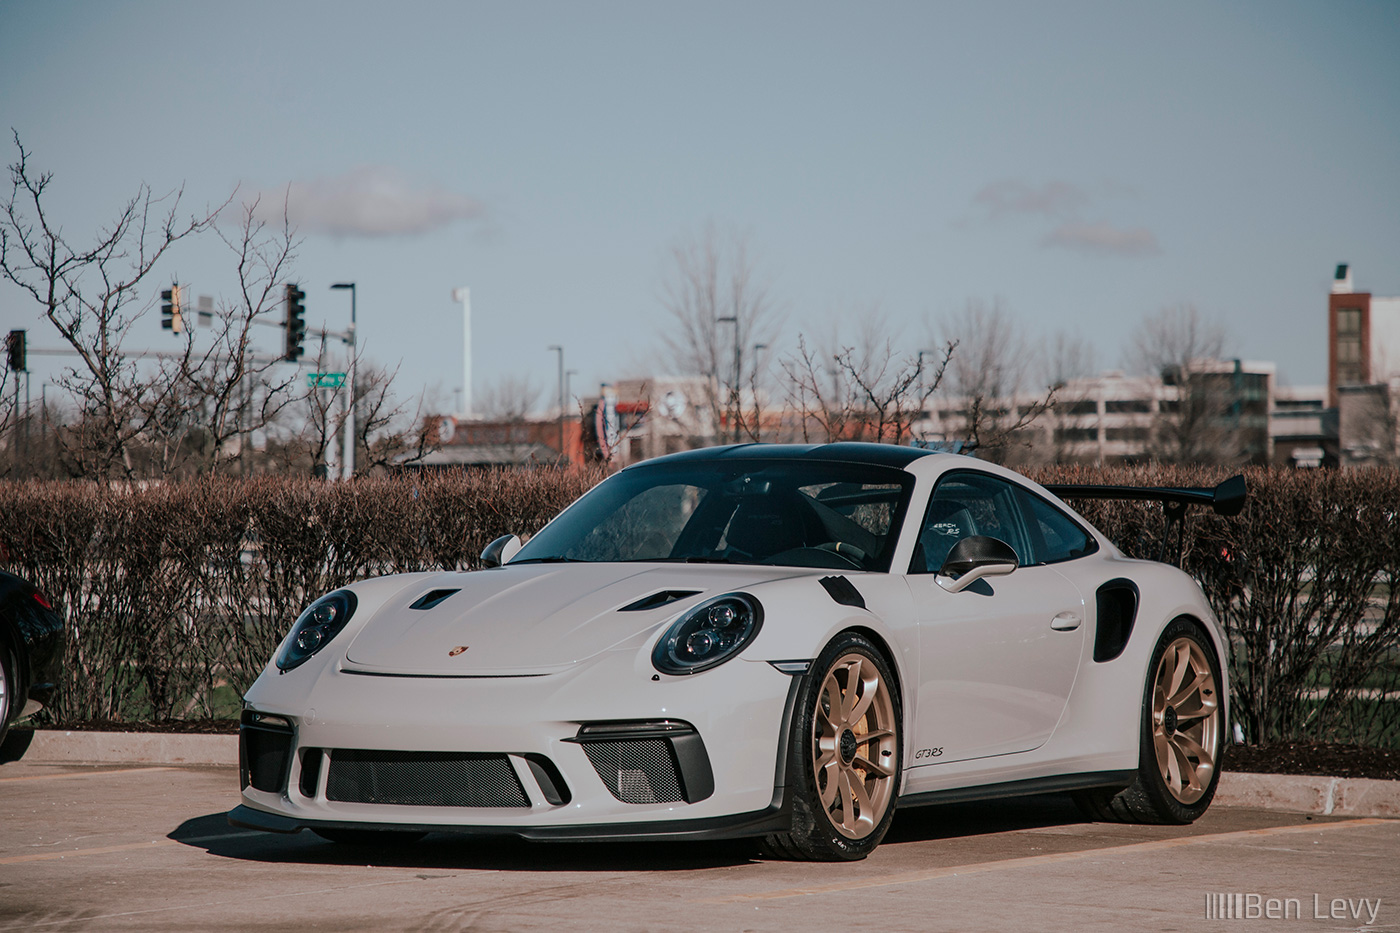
[
  {"xmin": 276, "ymin": 590, "xmax": 358, "ymax": 672},
  {"xmin": 652, "ymin": 593, "xmax": 763, "ymax": 675}
]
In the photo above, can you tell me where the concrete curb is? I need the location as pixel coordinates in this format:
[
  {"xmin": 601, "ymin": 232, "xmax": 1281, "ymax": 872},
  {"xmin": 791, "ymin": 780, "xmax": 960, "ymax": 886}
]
[
  {"xmin": 13, "ymin": 731, "xmax": 1400, "ymax": 818},
  {"xmin": 1214, "ymin": 771, "xmax": 1400, "ymax": 818},
  {"xmin": 22, "ymin": 730, "xmax": 238, "ymax": 766}
]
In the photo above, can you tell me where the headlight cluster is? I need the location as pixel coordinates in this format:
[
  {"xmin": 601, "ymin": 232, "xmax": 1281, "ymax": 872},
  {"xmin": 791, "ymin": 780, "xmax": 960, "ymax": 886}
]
[
  {"xmin": 652, "ymin": 593, "xmax": 763, "ymax": 675},
  {"xmin": 276, "ymin": 590, "xmax": 358, "ymax": 672}
]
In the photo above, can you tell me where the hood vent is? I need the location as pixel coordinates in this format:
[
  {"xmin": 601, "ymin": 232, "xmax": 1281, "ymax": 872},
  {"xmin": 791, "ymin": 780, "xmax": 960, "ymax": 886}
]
[
  {"xmin": 619, "ymin": 590, "xmax": 702, "ymax": 612},
  {"xmin": 409, "ymin": 589, "xmax": 460, "ymax": 611}
]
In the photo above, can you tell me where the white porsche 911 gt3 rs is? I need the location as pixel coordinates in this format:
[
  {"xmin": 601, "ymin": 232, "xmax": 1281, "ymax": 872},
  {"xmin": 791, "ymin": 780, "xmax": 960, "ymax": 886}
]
[{"xmin": 230, "ymin": 443, "xmax": 1243, "ymax": 860}]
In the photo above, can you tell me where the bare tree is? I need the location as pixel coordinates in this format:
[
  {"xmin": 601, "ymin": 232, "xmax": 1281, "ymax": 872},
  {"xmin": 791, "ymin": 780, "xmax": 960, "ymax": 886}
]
[
  {"xmin": 1123, "ymin": 303, "xmax": 1239, "ymax": 463},
  {"xmin": 0, "ymin": 132, "xmax": 228, "ymax": 479},
  {"xmin": 350, "ymin": 361, "xmax": 439, "ymax": 473},
  {"xmin": 476, "ymin": 373, "xmax": 542, "ymax": 423},
  {"xmin": 1041, "ymin": 329, "xmax": 1100, "ymax": 464},
  {"xmin": 778, "ymin": 306, "xmax": 954, "ymax": 444},
  {"xmin": 658, "ymin": 224, "xmax": 781, "ymax": 442},
  {"xmin": 1338, "ymin": 381, "xmax": 1400, "ymax": 466},
  {"xmin": 932, "ymin": 299, "xmax": 1056, "ymax": 461}
]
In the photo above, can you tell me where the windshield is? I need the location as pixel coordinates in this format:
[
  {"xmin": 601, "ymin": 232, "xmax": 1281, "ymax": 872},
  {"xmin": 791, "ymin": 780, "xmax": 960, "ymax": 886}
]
[{"xmin": 513, "ymin": 459, "xmax": 915, "ymax": 572}]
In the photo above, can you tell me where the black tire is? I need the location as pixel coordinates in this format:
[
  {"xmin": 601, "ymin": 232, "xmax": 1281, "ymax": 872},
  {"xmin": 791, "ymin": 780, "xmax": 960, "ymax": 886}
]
[
  {"xmin": 1074, "ymin": 617, "xmax": 1224, "ymax": 824},
  {"xmin": 0, "ymin": 643, "xmax": 16, "ymax": 751},
  {"xmin": 311, "ymin": 827, "xmax": 427, "ymax": 846},
  {"xmin": 762, "ymin": 632, "xmax": 902, "ymax": 860}
]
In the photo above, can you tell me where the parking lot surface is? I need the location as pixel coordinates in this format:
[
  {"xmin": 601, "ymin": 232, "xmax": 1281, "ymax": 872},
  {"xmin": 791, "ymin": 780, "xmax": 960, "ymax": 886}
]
[{"xmin": 2, "ymin": 761, "xmax": 1397, "ymax": 932}]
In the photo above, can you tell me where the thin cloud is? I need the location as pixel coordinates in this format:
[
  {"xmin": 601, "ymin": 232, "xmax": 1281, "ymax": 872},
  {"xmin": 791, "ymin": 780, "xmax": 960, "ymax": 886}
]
[
  {"xmin": 973, "ymin": 179, "xmax": 1088, "ymax": 220},
  {"xmin": 252, "ymin": 166, "xmax": 484, "ymax": 237},
  {"xmin": 1042, "ymin": 221, "xmax": 1160, "ymax": 256}
]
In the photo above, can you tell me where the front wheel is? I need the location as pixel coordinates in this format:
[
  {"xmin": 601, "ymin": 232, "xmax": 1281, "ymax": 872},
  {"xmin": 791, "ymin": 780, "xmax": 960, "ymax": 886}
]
[
  {"xmin": 1074, "ymin": 618, "xmax": 1224, "ymax": 824},
  {"xmin": 763, "ymin": 632, "xmax": 902, "ymax": 860}
]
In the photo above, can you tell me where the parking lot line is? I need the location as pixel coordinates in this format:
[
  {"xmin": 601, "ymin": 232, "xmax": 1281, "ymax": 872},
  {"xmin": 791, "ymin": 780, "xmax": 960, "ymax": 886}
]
[
  {"xmin": 0, "ymin": 766, "xmax": 173, "ymax": 784},
  {"xmin": 700, "ymin": 818, "xmax": 1396, "ymax": 903}
]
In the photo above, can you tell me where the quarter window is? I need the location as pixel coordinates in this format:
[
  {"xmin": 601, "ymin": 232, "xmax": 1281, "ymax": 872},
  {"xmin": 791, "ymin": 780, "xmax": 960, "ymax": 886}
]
[{"xmin": 1016, "ymin": 490, "xmax": 1097, "ymax": 564}]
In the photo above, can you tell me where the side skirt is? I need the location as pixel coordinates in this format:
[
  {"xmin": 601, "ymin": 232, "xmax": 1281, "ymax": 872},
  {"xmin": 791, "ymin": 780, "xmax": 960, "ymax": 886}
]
[{"xmin": 897, "ymin": 770, "xmax": 1136, "ymax": 809}]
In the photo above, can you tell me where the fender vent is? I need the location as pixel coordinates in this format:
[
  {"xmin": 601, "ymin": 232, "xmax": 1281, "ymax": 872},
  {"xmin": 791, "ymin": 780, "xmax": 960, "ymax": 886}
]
[
  {"xmin": 1094, "ymin": 579, "xmax": 1139, "ymax": 662},
  {"xmin": 819, "ymin": 575, "xmax": 866, "ymax": 609}
]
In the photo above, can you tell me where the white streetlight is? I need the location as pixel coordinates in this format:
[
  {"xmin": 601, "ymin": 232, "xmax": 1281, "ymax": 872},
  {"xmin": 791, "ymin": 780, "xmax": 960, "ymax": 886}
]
[{"xmin": 453, "ymin": 287, "xmax": 471, "ymax": 418}]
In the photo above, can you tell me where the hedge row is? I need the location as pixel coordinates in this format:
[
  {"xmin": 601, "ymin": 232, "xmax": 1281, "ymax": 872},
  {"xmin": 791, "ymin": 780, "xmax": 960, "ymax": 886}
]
[
  {"xmin": 1, "ymin": 464, "xmax": 1397, "ymax": 746},
  {"xmin": 0, "ymin": 469, "xmax": 601, "ymax": 722}
]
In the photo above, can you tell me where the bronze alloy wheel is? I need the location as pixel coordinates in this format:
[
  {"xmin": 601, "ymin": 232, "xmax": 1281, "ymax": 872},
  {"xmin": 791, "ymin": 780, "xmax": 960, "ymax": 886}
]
[
  {"xmin": 811, "ymin": 651, "xmax": 899, "ymax": 840},
  {"xmin": 763, "ymin": 632, "xmax": 902, "ymax": 860},
  {"xmin": 1151, "ymin": 635, "xmax": 1220, "ymax": 806},
  {"xmin": 1072, "ymin": 619, "xmax": 1225, "ymax": 825}
]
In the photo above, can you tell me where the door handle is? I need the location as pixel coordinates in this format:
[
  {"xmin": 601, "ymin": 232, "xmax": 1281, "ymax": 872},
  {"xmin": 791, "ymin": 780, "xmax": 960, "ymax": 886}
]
[{"xmin": 1051, "ymin": 611, "xmax": 1081, "ymax": 631}]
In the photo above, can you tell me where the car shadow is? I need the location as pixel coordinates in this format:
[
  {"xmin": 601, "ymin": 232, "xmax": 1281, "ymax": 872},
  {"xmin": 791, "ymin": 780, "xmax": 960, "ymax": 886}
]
[{"xmin": 172, "ymin": 794, "xmax": 1088, "ymax": 870}]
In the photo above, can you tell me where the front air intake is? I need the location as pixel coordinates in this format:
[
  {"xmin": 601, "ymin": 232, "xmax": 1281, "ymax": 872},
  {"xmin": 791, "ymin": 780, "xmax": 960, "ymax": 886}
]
[
  {"xmin": 240, "ymin": 711, "xmax": 294, "ymax": 793},
  {"xmin": 325, "ymin": 750, "xmax": 530, "ymax": 808},
  {"xmin": 567, "ymin": 720, "xmax": 715, "ymax": 804}
]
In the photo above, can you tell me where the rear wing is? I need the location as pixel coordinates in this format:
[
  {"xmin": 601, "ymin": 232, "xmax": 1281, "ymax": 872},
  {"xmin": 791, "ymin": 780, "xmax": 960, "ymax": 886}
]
[{"xmin": 1043, "ymin": 474, "xmax": 1246, "ymax": 564}]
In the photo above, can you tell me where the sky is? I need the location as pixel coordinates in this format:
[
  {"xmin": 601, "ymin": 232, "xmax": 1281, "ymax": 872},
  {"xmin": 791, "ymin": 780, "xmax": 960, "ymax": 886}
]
[{"xmin": 2, "ymin": 0, "xmax": 1399, "ymax": 418}]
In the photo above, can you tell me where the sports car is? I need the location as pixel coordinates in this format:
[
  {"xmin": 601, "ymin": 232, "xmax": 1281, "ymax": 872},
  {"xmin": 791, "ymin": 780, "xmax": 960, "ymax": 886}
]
[{"xmin": 230, "ymin": 443, "xmax": 1243, "ymax": 860}]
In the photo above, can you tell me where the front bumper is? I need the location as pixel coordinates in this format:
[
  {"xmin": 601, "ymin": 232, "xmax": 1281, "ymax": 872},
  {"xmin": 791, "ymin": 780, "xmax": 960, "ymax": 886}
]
[{"xmin": 233, "ymin": 649, "xmax": 804, "ymax": 839}]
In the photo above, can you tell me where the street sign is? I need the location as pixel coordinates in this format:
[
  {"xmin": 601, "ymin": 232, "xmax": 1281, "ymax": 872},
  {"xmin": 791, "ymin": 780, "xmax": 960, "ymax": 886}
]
[{"xmin": 307, "ymin": 372, "xmax": 346, "ymax": 388}]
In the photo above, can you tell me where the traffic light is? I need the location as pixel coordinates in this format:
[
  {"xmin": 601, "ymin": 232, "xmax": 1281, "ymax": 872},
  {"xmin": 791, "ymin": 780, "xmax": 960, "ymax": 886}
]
[
  {"xmin": 284, "ymin": 283, "xmax": 307, "ymax": 361},
  {"xmin": 161, "ymin": 283, "xmax": 183, "ymax": 334},
  {"xmin": 5, "ymin": 330, "xmax": 24, "ymax": 372}
]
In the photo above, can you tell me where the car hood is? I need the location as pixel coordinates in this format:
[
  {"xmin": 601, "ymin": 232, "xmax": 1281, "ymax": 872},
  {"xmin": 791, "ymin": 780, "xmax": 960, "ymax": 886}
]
[{"xmin": 342, "ymin": 563, "xmax": 809, "ymax": 676}]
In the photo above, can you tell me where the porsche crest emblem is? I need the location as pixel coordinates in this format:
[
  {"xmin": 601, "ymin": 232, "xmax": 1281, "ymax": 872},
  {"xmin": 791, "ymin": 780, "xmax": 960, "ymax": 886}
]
[{"xmin": 448, "ymin": 645, "xmax": 469, "ymax": 657}]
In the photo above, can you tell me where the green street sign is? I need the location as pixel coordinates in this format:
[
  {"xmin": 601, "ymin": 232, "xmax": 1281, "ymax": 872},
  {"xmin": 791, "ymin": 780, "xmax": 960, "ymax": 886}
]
[{"xmin": 307, "ymin": 372, "xmax": 346, "ymax": 388}]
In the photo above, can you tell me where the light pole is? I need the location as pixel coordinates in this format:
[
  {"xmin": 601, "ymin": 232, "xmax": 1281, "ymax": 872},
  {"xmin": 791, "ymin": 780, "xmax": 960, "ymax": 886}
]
[
  {"xmin": 330, "ymin": 282, "xmax": 356, "ymax": 480},
  {"xmin": 452, "ymin": 287, "xmax": 471, "ymax": 417},
  {"xmin": 565, "ymin": 369, "xmax": 578, "ymax": 462},
  {"xmin": 717, "ymin": 315, "xmax": 739, "ymax": 441},
  {"xmin": 548, "ymin": 345, "xmax": 564, "ymax": 459}
]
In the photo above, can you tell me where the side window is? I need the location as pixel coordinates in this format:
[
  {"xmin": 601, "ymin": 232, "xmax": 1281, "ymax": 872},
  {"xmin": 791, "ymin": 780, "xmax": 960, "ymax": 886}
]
[
  {"xmin": 910, "ymin": 473, "xmax": 1033, "ymax": 573},
  {"xmin": 1016, "ymin": 489, "xmax": 1097, "ymax": 564}
]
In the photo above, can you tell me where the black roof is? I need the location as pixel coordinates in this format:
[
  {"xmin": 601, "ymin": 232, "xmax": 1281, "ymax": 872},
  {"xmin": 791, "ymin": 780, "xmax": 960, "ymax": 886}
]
[{"xmin": 634, "ymin": 442, "xmax": 936, "ymax": 470}]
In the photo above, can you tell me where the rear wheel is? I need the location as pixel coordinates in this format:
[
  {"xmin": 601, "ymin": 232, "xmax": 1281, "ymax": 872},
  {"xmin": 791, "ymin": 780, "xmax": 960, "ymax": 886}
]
[
  {"xmin": 763, "ymin": 632, "xmax": 902, "ymax": 860},
  {"xmin": 1074, "ymin": 618, "xmax": 1223, "ymax": 824}
]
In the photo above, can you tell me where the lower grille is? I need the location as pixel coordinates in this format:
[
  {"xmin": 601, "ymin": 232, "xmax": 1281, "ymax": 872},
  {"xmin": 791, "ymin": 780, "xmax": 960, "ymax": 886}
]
[
  {"xmin": 326, "ymin": 750, "xmax": 530, "ymax": 808},
  {"xmin": 581, "ymin": 739, "xmax": 685, "ymax": 804}
]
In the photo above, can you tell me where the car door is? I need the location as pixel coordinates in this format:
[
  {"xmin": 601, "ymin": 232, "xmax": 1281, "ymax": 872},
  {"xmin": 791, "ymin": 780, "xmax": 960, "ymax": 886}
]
[{"xmin": 905, "ymin": 471, "xmax": 1087, "ymax": 766}]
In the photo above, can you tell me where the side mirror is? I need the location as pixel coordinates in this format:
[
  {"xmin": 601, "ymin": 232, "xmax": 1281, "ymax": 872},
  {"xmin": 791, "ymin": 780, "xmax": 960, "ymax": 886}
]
[
  {"xmin": 480, "ymin": 534, "xmax": 522, "ymax": 569},
  {"xmin": 937, "ymin": 535, "xmax": 1018, "ymax": 593}
]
